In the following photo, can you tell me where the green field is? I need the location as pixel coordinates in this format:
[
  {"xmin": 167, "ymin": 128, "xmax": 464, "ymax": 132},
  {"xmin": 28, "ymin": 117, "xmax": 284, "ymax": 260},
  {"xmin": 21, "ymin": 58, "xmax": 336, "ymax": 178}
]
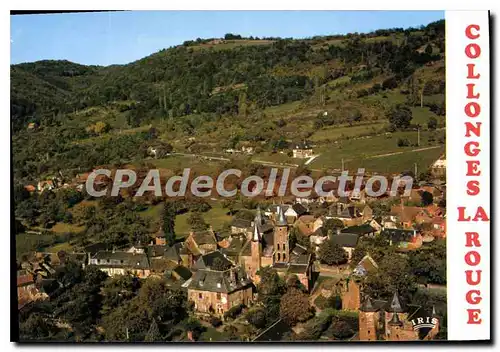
[
  {"xmin": 308, "ymin": 130, "xmax": 445, "ymax": 172},
  {"xmin": 140, "ymin": 201, "xmax": 232, "ymax": 238},
  {"xmin": 343, "ymin": 146, "xmax": 445, "ymax": 174},
  {"xmin": 411, "ymin": 106, "xmax": 444, "ymax": 126},
  {"xmin": 175, "ymin": 202, "xmax": 232, "ymax": 237},
  {"xmin": 310, "ymin": 122, "xmax": 387, "ymax": 142}
]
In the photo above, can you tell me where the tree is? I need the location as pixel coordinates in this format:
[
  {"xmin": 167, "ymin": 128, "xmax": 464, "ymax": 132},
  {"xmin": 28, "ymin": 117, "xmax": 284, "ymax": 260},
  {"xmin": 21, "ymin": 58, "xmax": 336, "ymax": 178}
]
[
  {"xmin": 186, "ymin": 212, "xmax": 208, "ymax": 231},
  {"xmin": 364, "ymin": 252, "xmax": 418, "ymax": 302},
  {"xmin": 279, "ymin": 288, "xmax": 314, "ymax": 325},
  {"xmin": 100, "ymin": 275, "xmax": 140, "ymax": 315},
  {"xmin": 330, "ymin": 319, "xmax": 355, "ymax": 340},
  {"xmin": 322, "ymin": 218, "xmax": 344, "ymax": 234},
  {"xmin": 421, "ymin": 191, "xmax": 434, "ymax": 206},
  {"xmin": 382, "ymin": 76, "xmax": 398, "ymax": 90},
  {"xmin": 234, "ymin": 209, "xmax": 255, "ymax": 221},
  {"xmin": 327, "ymin": 295, "xmax": 343, "ymax": 310},
  {"xmin": 257, "ymin": 267, "xmax": 286, "ymax": 322},
  {"xmin": 289, "ymin": 227, "xmax": 310, "ymax": 250},
  {"xmin": 19, "ymin": 314, "xmax": 61, "ymax": 341},
  {"xmin": 144, "ymin": 319, "xmax": 161, "ymax": 342},
  {"xmin": 52, "ymin": 265, "xmax": 109, "ymax": 336},
  {"xmin": 162, "ymin": 202, "xmax": 176, "ymax": 246},
  {"xmin": 246, "ymin": 308, "xmax": 267, "ymax": 329},
  {"xmin": 221, "ymin": 199, "xmax": 237, "ymax": 215},
  {"xmin": 318, "ymin": 240, "xmax": 348, "ymax": 265},
  {"xmin": 387, "ymin": 104, "xmax": 412, "ymax": 130},
  {"xmin": 397, "ymin": 138, "xmax": 410, "ymax": 147},
  {"xmin": 427, "ymin": 116, "xmax": 438, "ymax": 130},
  {"xmin": 409, "ymin": 240, "xmax": 446, "ymax": 285}
]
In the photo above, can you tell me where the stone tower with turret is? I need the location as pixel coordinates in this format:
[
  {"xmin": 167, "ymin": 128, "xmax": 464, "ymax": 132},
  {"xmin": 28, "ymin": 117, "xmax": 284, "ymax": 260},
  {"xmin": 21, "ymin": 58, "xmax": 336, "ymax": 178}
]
[
  {"xmin": 384, "ymin": 292, "xmax": 417, "ymax": 341},
  {"xmin": 273, "ymin": 205, "xmax": 289, "ymax": 263},
  {"xmin": 359, "ymin": 296, "xmax": 381, "ymax": 341}
]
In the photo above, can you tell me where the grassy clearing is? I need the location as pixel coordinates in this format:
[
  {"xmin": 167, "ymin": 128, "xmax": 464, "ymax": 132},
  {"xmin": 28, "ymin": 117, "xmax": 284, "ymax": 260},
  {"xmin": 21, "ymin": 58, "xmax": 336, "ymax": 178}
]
[
  {"xmin": 263, "ymin": 101, "xmax": 302, "ymax": 117},
  {"xmin": 51, "ymin": 222, "xmax": 85, "ymax": 234},
  {"xmin": 310, "ymin": 122, "xmax": 387, "ymax": 142},
  {"xmin": 191, "ymin": 39, "xmax": 274, "ymax": 51},
  {"xmin": 175, "ymin": 202, "xmax": 232, "ymax": 237},
  {"xmin": 149, "ymin": 155, "xmax": 225, "ymax": 176},
  {"xmin": 138, "ymin": 203, "xmax": 164, "ymax": 221},
  {"xmin": 310, "ymin": 130, "xmax": 445, "ymax": 172},
  {"xmin": 45, "ymin": 242, "xmax": 74, "ymax": 253},
  {"xmin": 16, "ymin": 232, "xmax": 74, "ymax": 256},
  {"xmin": 411, "ymin": 106, "xmax": 443, "ymax": 126},
  {"xmin": 344, "ymin": 145, "xmax": 445, "ymax": 174},
  {"xmin": 252, "ymin": 151, "xmax": 296, "ymax": 165},
  {"xmin": 199, "ymin": 327, "xmax": 229, "ymax": 341}
]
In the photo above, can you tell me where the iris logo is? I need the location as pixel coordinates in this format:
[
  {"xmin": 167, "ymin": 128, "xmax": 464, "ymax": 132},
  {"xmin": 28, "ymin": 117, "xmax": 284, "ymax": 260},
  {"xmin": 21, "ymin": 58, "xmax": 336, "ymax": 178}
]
[{"xmin": 411, "ymin": 317, "xmax": 438, "ymax": 331}]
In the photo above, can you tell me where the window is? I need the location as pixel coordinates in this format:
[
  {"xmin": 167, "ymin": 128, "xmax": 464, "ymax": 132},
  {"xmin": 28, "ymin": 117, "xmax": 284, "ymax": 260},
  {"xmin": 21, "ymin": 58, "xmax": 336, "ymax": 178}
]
[
  {"xmin": 283, "ymin": 243, "xmax": 286, "ymax": 251},
  {"xmin": 283, "ymin": 254, "xmax": 286, "ymax": 261},
  {"xmin": 217, "ymin": 293, "xmax": 221, "ymax": 300},
  {"xmin": 277, "ymin": 244, "xmax": 280, "ymax": 250},
  {"xmin": 199, "ymin": 293, "xmax": 203, "ymax": 299},
  {"xmin": 277, "ymin": 253, "xmax": 281, "ymax": 261}
]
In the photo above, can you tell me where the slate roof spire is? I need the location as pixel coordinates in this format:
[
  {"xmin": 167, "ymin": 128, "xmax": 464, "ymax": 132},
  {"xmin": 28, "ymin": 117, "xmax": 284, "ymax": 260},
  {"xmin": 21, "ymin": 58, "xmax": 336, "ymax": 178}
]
[
  {"xmin": 252, "ymin": 221, "xmax": 261, "ymax": 242},
  {"xmin": 388, "ymin": 312, "xmax": 403, "ymax": 326},
  {"xmin": 276, "ymin": 205, "xmax": 287, "ymax": 226},
  {"xmin": 254, "ymin": 206, "xmax": 264, "ymax": 226},
  {"xmin": 387, "ymin": 291, "xmax": 407, "ymax": 313},
  {"xmin": 360, "ymin": 295, "xmax": 378, "ymax": 312}
]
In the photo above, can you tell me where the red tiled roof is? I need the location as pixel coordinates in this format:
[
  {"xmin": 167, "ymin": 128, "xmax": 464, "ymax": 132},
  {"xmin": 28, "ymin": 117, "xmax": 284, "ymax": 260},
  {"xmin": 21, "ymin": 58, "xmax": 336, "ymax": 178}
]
[
  {"xmin": 17, "ymin": 274, "xmax": 34, "ymax": 287},
  {"xmin": 24, "ymin": 185, "xmax": 36, "ymax": 192}
]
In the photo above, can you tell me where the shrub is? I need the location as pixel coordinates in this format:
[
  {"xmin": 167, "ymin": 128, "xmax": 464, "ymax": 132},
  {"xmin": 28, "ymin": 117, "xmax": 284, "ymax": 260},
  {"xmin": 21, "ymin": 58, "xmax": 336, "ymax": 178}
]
[
  {"xmin": 246, "ymin": 308, "xmax": 267, "ymax": 329},
  {"xmin": 224, "ymin": 304, "xmax": 245, "ymax": 320},
  {"xmin": 210, "ymin": 316, "xmax": 222, "ymax": 327},
  {"xmin": 397, "ymin": 138, "xmax": 410, "ymax": 147}
]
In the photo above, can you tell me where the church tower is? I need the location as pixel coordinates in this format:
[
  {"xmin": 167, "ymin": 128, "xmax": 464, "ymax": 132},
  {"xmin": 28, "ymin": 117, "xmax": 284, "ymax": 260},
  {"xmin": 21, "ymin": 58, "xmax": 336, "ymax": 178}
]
[
  {"xmin": 273, "ymin": 205, "xmax": 289, "ymax": 263},
  {"xmin": 249, "ymin": 222, "xmax": 262, "ymax": 280},
  {"xmin": 359, "ymin": 296, "xmax": 380, "ymax": 341}
]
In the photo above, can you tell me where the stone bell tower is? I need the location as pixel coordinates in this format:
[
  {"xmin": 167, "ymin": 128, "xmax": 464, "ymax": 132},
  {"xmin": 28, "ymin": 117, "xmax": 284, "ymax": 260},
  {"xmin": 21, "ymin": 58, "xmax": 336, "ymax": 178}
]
[{"xmin": 273, "ymin": 205, "xmax": 289, "ymax": 263}]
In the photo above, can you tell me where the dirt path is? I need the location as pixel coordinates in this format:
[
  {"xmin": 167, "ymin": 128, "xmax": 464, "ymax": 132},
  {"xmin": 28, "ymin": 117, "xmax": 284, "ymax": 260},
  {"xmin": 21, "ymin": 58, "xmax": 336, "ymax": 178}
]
[{"xmin": 363, "ymin": 145, "xmax": 442, "ymax": 160}]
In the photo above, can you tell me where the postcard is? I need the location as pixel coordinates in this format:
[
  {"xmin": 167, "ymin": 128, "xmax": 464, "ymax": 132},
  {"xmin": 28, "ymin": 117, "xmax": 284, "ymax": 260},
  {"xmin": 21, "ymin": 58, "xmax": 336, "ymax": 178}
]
[{"xmin": 11, "ymin": 9, "xmax": 491, "ymax": 343}]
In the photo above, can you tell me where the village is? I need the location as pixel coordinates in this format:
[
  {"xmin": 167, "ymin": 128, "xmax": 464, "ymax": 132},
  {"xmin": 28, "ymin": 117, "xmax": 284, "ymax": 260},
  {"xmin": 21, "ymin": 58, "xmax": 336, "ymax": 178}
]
[
  {"xmin": 11, "ymin": 14, "xmax": 450, "ymax": 342},
  {"xmin": 16, "ymin": 148, "xmax": 447, "ymax": 342}
]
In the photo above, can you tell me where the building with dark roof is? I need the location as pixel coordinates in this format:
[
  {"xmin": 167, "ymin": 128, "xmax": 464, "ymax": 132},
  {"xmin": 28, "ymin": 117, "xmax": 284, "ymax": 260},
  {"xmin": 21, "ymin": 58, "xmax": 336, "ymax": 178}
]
[
  {"xmin": 231, "ymin": 218, "xmax": 252, "ymax": 234},
  {"xmin": 89, "ymin": 251, "xmax": 151, "ymax": 278},
  {"xmin": 186, "ymin": 265, "xmax": 254, "ymax": 317},
  {"xmin": 184, "ymin": 229, "xmax": 218, "ymax": 256},
  {"xmin": 329, "ymin": 233, "xmax": 360, "ymax": 261},
  {"xmin": 192, "ymin": 251, "xmax": 234, "ymax": 271},
  {"xmin": 341, "ymin": 224, "xmax": 377, "ymax": 237}
]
